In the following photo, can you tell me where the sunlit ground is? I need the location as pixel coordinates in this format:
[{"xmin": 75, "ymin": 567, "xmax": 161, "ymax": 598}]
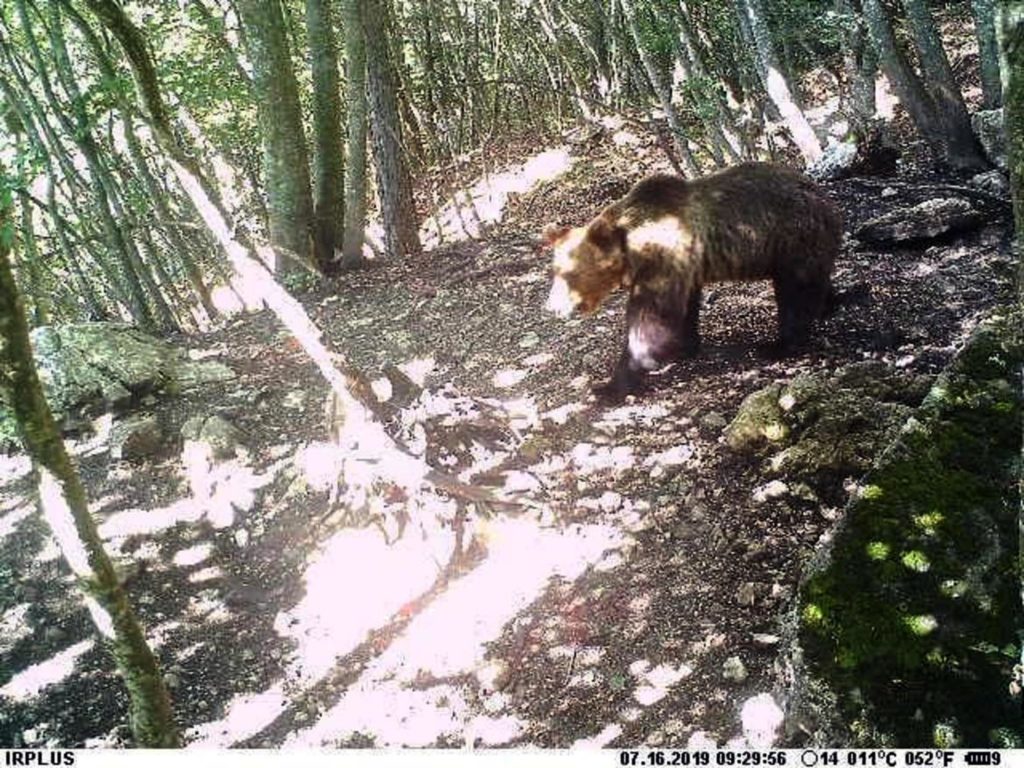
[{"xmin": 421, "ymin": 147, "xmax": 574, "ymax": 249}]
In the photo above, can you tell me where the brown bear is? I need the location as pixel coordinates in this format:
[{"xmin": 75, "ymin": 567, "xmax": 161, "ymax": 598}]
[{"xmin": 543, "ymin": 162, "xmax": 843, "ymax": 399}]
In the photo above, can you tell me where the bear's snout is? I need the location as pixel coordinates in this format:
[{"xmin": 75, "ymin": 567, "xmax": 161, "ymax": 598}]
[{"xmin": 546, "ymin": 276, "xmax": 576, "ymax": 318}]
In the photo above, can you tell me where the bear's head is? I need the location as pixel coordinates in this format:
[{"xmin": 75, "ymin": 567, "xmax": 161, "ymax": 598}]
[{"xmin": 543, "ymin": 218, "xmax": 628, "ymax": 318}]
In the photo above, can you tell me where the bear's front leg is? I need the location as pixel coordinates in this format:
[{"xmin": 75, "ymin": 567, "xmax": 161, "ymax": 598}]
[{"xmin": 594, "ymin": 300, "xmax": 679, "ymax": 401}]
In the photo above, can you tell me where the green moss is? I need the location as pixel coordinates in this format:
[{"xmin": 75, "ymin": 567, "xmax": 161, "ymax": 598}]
[{"xmin": 799, "ymin": 311, "xmax": 1023, "ymax": 746}]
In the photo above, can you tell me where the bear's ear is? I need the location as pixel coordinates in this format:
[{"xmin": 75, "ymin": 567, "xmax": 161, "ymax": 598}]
[
  {"xmin": 587, "ymin": 217, "xmax": 625, "ymax": 251},
  {"xmin": 541, "ymin": 224, "xmax": 570, "ymax": 246}
]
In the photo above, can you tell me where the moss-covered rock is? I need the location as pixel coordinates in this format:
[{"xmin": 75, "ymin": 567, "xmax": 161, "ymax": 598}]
[
  {"xmin": 726, "ymin": 361, "xmax": 932, "ymax": 485},
  {"xmin": 796, "ymin": 311, "xmax": 1023, "ymax": 747}
]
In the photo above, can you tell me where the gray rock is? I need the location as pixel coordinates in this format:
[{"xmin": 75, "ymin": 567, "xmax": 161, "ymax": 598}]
[
  {"xmin": 181, "ymin": 414, "xmax": 243, "ymax": 460},
  {"xmin": 174, "ymin": 360, "xmax": 236, "ymax": 391},
  {"xmin": 969, "ymin": 169, "xmax": 1010, "ymax": 197},
  {"xmin": 972, "ymin": 108, "xmax": 1006, "ymax": 169},
  {"xmin": 109, "ymin": 415, "xmax": 164, "ymax": 461},
  {"xmin": 855, "ymin": 198, "xmax": 985, "ymax": 245},
  {"xmin": 807, "ymin": 141, "xmax": 857, "ymax": 181}
]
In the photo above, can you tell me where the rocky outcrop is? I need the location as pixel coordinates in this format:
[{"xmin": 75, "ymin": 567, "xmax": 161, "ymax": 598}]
[
  {"xmin": 0, "ymin": 322, "xmax": 236, "ymax": 447},
  {"xmin": 854, "ymin": 198, "xmax": 986, "ymax": 245},
  {"xmin": 725, "ymin": 361, "xmax": 932, "ymax": 485},
  {"xmin": 791, "ymin": 311, "xmax": 1023, "ymax": 747}
]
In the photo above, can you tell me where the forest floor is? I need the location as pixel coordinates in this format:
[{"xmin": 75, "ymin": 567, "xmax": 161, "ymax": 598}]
[{"xmin": 0, "ymin": 125, "xmax": 1016, "ymax": 748}]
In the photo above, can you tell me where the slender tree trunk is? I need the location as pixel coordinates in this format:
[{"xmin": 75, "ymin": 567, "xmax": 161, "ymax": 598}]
[
  {"xmin": 836, "ymin": 0, "xmax": 877, "ymax": 138},
  {"xmin": 862, "ymin": 0, "xmax": 988, "ymax": 169},
  {"xmin": 735, "ymin": 0, "xmax": 823, "ymax": 164},
  {"xmin": 236, "ymin": 0, "xmax": 319, "ymax": 273},
  {"xmin": 974, "ymin": 0, "xmax": 1002, "ymax": 108},
  {"xmin": 341, "ymin": 0, "xmax": 368, "ymax": 267},
  {"xmin": 305, "ymin": 0, "xmax": 346, "ymax": 270},
  {"xmin": 0, "ymin": 172, "xmax": 179, "ymax": 749},
  {"xmin": 903, "ymin": 0, "xmax": 987, "ymax": 163},
  {"xmin": 362, "ymin": 0, "xmax": 422, "ymax": 258},
  {"xmin": 16, "ymin": 198, "xmax": 50, "ymax": 327}
]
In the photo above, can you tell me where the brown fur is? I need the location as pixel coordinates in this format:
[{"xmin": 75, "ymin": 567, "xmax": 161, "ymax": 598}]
[{"xmin": 544, "ymin": 162, "xmax": 843, "ymax": 398}]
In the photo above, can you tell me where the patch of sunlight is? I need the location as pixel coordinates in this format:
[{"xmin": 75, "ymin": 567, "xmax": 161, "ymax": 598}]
[
  {"xmin": 0, "ymin": 454, "xmax": 32, "ymax": 485},
  {"xmin": 188, "ymin": 566, "xmax": 224, "ymax": 584},
  {"xmin": 573, "ymin": 723, "xmax": 623, "ymax": 748},
  {"xmin": 876, "ymin": 74, "xmax": 896, "ymax": 120},
  {"xmin": 421, "ymin": 147, "xmax": 573, "ymax": 248},
  {"xmin": 34, "ymin": 539, "xmax": 60, "ymax": 565},
  {"xmin": 643, "ymin": 444, "xmax": 694, "ymax": 470},
  {"xmin": 860, "ymin": 485, "xmax": 884, "ymax": 501},
  {"xmin": 81, "ymin": 594, "xmax": 115, "ymax": 639},
  {"xmin": 570, "ymin": 442, "xmax": 635, "ymax": 476},
  {"xmin": 866, "ymin": 541, "xmax": 890, "ymax": 560},
  {"xmin": 38, "ymin": 468, "xmax": 90, "ymax": 578},
  {"xmin": 98, "ymin": 499, "xmax": 204, "ymax": 540},
  {"xmin": 182, "ymin": 446, "xmax": 274, "ymax": 530},
  {"xmin": 594, "ymin": 551, "xmax": 625, "ymax": 572},
  {"xmin": 274, "ymin": 525, "xmax": 451, "ymax": 683},
  {"xmin": 904, "ymin": 614, "xmax": 939, "ymax": 636},
  {"xmin": 741, "ymin": 693, "xmax": 785, "ymax": 748},
  {"xmin": 148, "ymin": 620, "xmax": 184, "ymax": 651},
  {"xmin": 187, "ymin": 344, "xmax": 229, "ymax": 361},
  {"xmin": 901, "ymin": 550, "xmax": 931, "ymax": 573},
  {"xmin": 67, "ymin": 414, "xmax": 114, "ymax": 458},
  {"xmin": 549, "ymin": 645, "xmax": 605, "ymax": 666},
  {"xmin": 632, "ymin": 662, "xmax": 693, "ymax": 706},
  {"xmin": 542, "ymin": 403, "xmax": 585, "ymax": 426},
  {"xmin": 173, "ymin": 543, "xmax": 214, "ymax": 568},
  {"xmin": 0, "ymin": 604, "xmax": 32, "ymax": 655},
  {"xmin": 913, "ymin": 511, "xmax": 944, "ymax": 535},
  {"xmin": 210, "ymin": 284, "xmax": 246, "ymax": 317},
  {"xmin": 492, "ymin": 368, "xmax": 528, "ymax": 389},
  {"xmin": 0, "ymin": 501, "xmax": 33, "ymax": 542},
  {"xmin": 595, "ymin": 403, "xmax": 670, "ymax": 433},
  {"xmin": 396, "ymin": 358, "xmax": 437, "ymax": 387},
  {"xmin": 187, "ymin": 684, "xmax": 289, "ymax": 748},
  {"xmin": 523, "ymin": 352, "xmax": 554, "ymax": 367},
  {"xmin": 940, "ymin": 579, "xmax": 967, "ymax": 599},
  {"xmin": 689, "ymin": 731, "xmax": 718, "ymax": 750},
  {"xmin": 187, "ymin": 590, "xmax": 231, "ymax": 623},
  {"xmin": 0, "ymin": 639, "xmax": 94, "ymax": 701},
  {"xmin": 286, "ymin": 516, "xmax": 623, "ymax": 747},
  {"xmin": 802, "ymin": 604, "xmax": 825, "ymax": 626}
]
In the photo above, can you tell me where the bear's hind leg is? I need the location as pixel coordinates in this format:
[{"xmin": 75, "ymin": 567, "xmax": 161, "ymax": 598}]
[{"xmin": 773, "ymin": 272, "xmax": 830, "ymax": 352}]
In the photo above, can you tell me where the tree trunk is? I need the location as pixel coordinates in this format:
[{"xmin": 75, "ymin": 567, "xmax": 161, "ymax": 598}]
[
  {"xmin": 903, "ymin": 0, "xmax": 988, "ymax": 165},
  {"xmin": 735, "ymin": 0, "xmax": 823, "ymax": 164},
  {"xmin": 862, "ymin": 0, "xmax": 988, "ymax": 170},
  {"xmin": 998, "ymin": 2, "xmax": 1024, "ymax": 232},
  {"xmin": 305, "ymin": 0, "xmax": 346, "ymax": 270},
  {"xmin": 974, "ymin": 0, "xmax": 1002, "ymax": 108},
  {"xmin": 340, "ymin": 0, "xmax": 369, "ymax": 267},
  {"xmin": 362, "ymin": 0, "xmax": 422, "ymax": 258},
  {"xmin": 836, "ymin": 0, "xmax": 877, "ymax": 138},
  {"xmin": 236, "ymin": 0, "xmax": 318, "ymax": 273},
  {"xmin": 0, "ymin": 171, "xmax": 179, "ymax": 749}
]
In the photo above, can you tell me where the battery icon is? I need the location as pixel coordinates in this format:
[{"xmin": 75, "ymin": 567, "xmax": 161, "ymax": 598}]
[{"xmin": 965, "ymin": 753, "xmax": 996, "ymax": 765}]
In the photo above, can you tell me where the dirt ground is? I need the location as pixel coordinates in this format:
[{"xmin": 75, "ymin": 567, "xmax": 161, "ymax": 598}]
[{"xmin": 0, "ymin": 130, "xmax": 1015, "ymax": 748}]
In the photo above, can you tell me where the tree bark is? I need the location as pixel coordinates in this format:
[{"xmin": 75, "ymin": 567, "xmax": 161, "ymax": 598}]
[
  {"xmin": 862, "ymin": 0, "xmax": 988, "ymax": 170},
  {"xmin": 363, "ymin": 0, "xmax": 422, "ymax": 258},
  {"xmin": 340, "ymin": 0, "xmax": 369, "ymax": 267},
  {"xmin": 236, "ymin": 0, "xmax": 319, "ymax": 273},
  {"xmin": 305, "ymin": 0, "xmax": 346, "ymax": 269},
  {"xmin": 973, "ymin": 0, "xmax": 1003, "ymax": 108},
  {"xmin": 0, "ymin": 169, "xmax": 179, "ymax": 749}
]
